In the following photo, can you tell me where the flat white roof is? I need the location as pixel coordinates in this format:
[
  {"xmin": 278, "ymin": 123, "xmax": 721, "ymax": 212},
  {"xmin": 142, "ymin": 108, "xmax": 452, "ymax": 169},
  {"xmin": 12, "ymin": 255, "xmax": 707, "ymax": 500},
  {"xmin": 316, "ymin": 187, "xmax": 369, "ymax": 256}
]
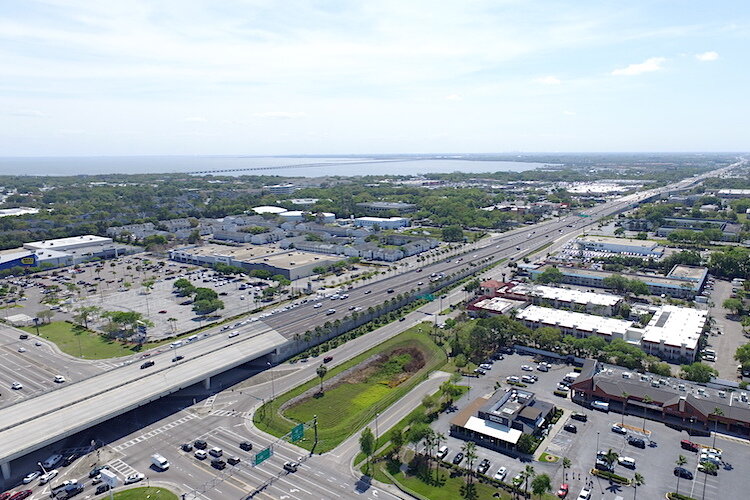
[
  {"xmin": 252, "ymin": 206, "xmax": 288, "ymax": 214},
  {"xmin": 473, "ymin": 297, "xmax": 519, "ymax": 314},
  {"xmin": 354, "ymin": 216, "xmax": 409, "ymax": 222},
  {"xmin": 511, "ymin": 284, "xmax": 621, "ymax": 307},
  {"xmin": 463, "ymin": 416, "xmax": 522, "ymax": 444},
  {"xmin": 578, "ymin": 236, "xmax": 658, "ymax": 249},
  {"xmin": 516, "ymin": 305, "xmax": 632, "ymax": 337},
  {"xmin": 641, "ymin": 305, "xmax": 706, "ymax": 349},
  {"xmin": 24, "ymin": 235, "xmax": 112, "ymax": 250}
]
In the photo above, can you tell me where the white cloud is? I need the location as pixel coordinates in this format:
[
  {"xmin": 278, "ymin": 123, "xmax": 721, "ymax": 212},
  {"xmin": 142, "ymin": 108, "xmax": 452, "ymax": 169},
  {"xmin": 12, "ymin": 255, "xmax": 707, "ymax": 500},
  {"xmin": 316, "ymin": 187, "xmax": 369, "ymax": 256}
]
[
  {"xmin": 8, "ymin": 109, "xmax": 46, "ymax": 117},
  {"xmin": 251, "ymin": 111, "xmax": 307, "ymax": 119},
  {"xmin": 445, "ymin": 94, "xmax": 463, "ymax": 101},
  {"xmin": 695, "ymin": 51, "xmax": 719, "ymax": 61},
  {"xmin": 183, "ymin": 116, "xmax": 206, "ymax": 123},
  {"xmin": 611, "ymin": 57, "xmax": 666, "ymax": 76},
  {"xmin": 534, "ymin": 76, "xmax": 561, "ymax": 85},
  {"xmin": 563, "ymin": 110, "xmax": 576, "ymax": 116}
]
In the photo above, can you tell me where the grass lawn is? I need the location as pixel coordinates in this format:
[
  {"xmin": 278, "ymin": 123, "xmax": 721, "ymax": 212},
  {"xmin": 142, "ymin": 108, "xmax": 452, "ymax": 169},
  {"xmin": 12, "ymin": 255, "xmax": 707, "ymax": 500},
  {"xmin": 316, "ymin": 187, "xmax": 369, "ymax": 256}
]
[
  {"xmin": 113, "ymin": 487, "xmax": 178, "ymax": 500},
  {"xmin": 254, "ymin": 322, "xmax": 446, "ymax": 452},
  {"xmin": 22, "ymin": 321, "xmax": 140, "ymax": 359}
]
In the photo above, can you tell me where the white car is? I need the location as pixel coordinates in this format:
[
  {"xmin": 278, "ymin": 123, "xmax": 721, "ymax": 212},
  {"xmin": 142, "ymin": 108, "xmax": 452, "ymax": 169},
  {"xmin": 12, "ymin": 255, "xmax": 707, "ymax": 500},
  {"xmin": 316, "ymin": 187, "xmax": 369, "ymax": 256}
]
[
  {"xmin": 22, "ymin": 471, "xmax": 40, "ymax": 483},
  {"xmin": 92, "ymin": 474, "xmax": 103, "ymax": 484},
  {"xmin": 521, "ymin": 365, "xmax": 533, "ymax": 371},
  {"xmin": 11, "ymin": 382, "xmax": 23, "ymax": 390},
  {"xmin": 124, "ymin": 472, "xmax": 145, "ymax": 484},
  {"xmin": 494, "ymin": 466, "xmax": 507, "ymax": 481},
  {"xmin": 54, "ymin": 375, "xmax": 66, "ymax": 383},
  {"xmin": 577, "ymin": 487, "xmax": 592, "ymax": 500},
  {"xmin": 39, "ymin": 469, "xmax": 59, "ymax": 484},
  {"xmin": 18, "ymin": 347, "xmax": 26, "ymax": 353},
  {"xmin": 313, "ymin": 303, "xmax": 322, "ymax": 308}
]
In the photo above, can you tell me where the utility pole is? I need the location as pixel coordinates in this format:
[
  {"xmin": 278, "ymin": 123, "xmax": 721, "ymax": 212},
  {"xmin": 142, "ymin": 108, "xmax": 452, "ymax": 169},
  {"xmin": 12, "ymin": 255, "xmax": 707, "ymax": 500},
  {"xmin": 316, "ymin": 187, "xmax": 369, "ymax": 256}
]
[
  {"xmin": 267, "ymin": 361, "xmax": 275, "ymax": 401},
  {"xmin": 312, "ymin": 415, "xmax": 318, "ymax": 455}
]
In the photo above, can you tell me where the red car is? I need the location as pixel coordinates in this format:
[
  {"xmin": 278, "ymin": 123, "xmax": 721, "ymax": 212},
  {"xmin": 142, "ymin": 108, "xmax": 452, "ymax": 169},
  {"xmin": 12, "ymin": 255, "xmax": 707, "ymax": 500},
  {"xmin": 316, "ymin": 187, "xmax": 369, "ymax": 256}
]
[
  {"xmin": 556, "ymin": 483, "xmax": 569, "ymax": 498},
  {"xmin": 10, "ymin": 491, "xmax": 33, "ymax": 500},
  {"xmin": 1, "ymin": 492, "xmax": 11, "ymax": 500},
  {"xmin": 680, "ymin": 439, "xmax": 699, "ymax": 452},
  {"xmin": 158, "ymin": 310, "xmax": 167, "ymax": 314}
]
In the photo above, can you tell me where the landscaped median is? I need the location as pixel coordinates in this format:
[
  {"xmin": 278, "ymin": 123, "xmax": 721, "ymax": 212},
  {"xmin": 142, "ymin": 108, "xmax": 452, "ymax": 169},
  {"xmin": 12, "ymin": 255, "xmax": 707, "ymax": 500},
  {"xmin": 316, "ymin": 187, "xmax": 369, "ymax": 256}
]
[
  {"xmin": 22, "ymin": 321, "xmax": 141, "ymax": 359},
  {"xmin": 112, "ymin": 487, "xmax": 178, "ymax": 499},
  {"xmin": 253, "ymin": 322, "xmax": 447, "ymax": 453}
]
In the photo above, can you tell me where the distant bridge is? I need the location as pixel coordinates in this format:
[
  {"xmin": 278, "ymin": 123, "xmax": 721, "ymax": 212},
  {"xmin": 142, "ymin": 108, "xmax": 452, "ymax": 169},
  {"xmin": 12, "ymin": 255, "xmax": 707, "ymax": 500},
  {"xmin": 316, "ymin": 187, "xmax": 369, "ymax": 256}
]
[{"xmin": 186, "ymin": 158, "xmax": 411, "ymax": 176}]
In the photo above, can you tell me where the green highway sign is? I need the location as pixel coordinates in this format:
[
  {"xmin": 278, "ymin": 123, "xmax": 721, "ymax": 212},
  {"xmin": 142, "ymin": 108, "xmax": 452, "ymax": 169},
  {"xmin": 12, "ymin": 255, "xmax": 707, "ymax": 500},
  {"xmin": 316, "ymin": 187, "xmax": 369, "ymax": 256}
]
[
  {"xmin": 254, "ymin": 447, "xmax": 272, "ymax": 466},
  {"xmin": 290, "ymin": 423, "xmax": 304, "ymax": 442}
]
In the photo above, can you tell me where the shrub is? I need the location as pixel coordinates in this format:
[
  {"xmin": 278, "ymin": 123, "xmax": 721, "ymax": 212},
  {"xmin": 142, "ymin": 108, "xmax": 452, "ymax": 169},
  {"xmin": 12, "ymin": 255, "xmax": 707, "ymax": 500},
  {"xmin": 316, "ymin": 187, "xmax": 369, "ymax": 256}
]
[{"xmin": 591, "ymin": 469, "xmax": 630, "ymax": 485}]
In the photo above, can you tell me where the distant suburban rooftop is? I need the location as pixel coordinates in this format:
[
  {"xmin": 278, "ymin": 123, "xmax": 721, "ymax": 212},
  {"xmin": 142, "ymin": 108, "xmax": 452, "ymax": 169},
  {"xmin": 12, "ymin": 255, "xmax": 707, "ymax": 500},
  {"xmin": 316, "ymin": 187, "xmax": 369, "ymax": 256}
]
[
  {"xmin": 289, "ymin": 198, "xmax": 319, "ymax": 205},
  {"xmin": 510, "ymin": 283, "xmax": 622, "ymax": 307},
  {"xmin": 0, "ymin": 207, "xmax": 39, "ymax": 217},
  {"xmin": 24, "ymin": 235, "xmax": 112, "ymax": 250},
  {"xmin": 463, "ymin": 416, "xmax": 523, "ymax": 445},
  {"xmin": 536, "ymin": 265, "xmax": 700, "ymax": 290},
  {"xmin": 252, "ymin": 206, "xmax": 288, "ymax": 214},
  {"xmin": 356, "ymin": 202, "xmax": 416, "ymax": 209},
  {"xmin": 718, "ymin": 189, "xmax": 750, "ymax": 196},
  {"xmin": 473, "ymin": 297, "xmax": 521, "ymax": 315},
  {"xmin": 578, "ymin": 235, "xmax": 658, "ymax": 249},
  {"xmin": 516, "ymin": 305, "xmax": 633, "ymax": 338},
  {"xmin": 354, "ymin": 216, "xmax": 409, "ymax": 222},
  {"xmin": 668, "ymin": 265, "xmax": 708, "ymax": 281},
  {"xmin": 181, "ymin": 243, "xmax": 339, "ymax": 269}
]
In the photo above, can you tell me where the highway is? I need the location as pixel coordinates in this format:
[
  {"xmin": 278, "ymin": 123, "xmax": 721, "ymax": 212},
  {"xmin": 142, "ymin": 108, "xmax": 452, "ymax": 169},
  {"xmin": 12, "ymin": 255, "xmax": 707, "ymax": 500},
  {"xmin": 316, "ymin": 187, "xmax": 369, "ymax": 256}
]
[{"xmin": 0, "ymin": 161, "xmax": 737, "ymax": 483}]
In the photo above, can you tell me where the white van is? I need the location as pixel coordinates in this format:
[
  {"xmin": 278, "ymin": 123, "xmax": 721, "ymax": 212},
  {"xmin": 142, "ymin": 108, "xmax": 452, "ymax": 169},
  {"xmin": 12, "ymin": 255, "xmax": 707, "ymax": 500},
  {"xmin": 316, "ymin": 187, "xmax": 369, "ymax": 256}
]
[
  {"xmin": 170, "ymin": 341, "xmax": 183, "ymax": 348},
  {"xmin": 151, "ymin": 453, "xmax": 170, "ymax": 470},
  {"xmin": 186, "ymin": 335, "xmax": 198, "ymax": 342},
  {"xmin": 618, "ymin": 456, "xmax": 636, "ymax": 468},
  {"xmin": 42, "ymin": 453, "xmax": 63, "ymax": 469},
  {"xmin": 437, "ymin": 446, "xmax": 449, "ymax": 460},
  {"xmin": 591, "ymin": 401, "xmax": 609, "ymax": 412}
]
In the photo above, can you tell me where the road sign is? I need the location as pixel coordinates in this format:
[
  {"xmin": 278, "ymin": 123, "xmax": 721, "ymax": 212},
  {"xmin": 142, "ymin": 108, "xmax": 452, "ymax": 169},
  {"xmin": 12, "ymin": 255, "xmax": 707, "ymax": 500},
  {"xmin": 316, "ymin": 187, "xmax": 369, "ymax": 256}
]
[
  {"xmin": 254, "ymin": 447, "xmax": 272, "ymax": 466},
  {"xmin": 290, "ymin": 423, "xmax": 304, "ymax": 442}
]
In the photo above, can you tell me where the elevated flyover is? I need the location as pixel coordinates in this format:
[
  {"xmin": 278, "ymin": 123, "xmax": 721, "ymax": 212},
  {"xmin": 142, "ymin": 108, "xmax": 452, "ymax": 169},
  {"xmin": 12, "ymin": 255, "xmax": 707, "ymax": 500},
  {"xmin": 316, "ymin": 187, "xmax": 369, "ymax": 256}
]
[{"xmin": 0, "ymin": 324, "xmax": 288, "ymax": 477}]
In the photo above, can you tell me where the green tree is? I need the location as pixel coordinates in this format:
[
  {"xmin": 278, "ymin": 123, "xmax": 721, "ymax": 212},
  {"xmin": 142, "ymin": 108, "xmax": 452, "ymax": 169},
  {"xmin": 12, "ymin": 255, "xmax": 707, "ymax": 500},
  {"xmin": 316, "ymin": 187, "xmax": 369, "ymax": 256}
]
[
  {"xmin": 192, "ymin": 298, "xmax": 224, "ymax": 316},
  {"xmin": 602, "ymin": 274, "xmax": 629, "ymax": 292},
  {"xmin": 390, "ymin": 428, "xmax": 404, "ymax": 457},
  {"xmin": 633, "ymin": 472, "xmax": 644, "ymax": 500},
  {"xmin": 536, "ymin": 266, "xmax": 564, "ymax": 284},
  {"xmin": 603, "ymin": 449, "xmax": 619, "ymax": 469},
  {"xmin": 680, "ymin": 362, "xmax": 718, "ymax": 383},
  {"xmin": 522, "ymin": 464, "xmax": 536, "ymax": 498},
  {"xmin": 359, "ymin": 427, "xmax": 375, "ymax": 474},
  {"xmin": 626, "ymin": 279, "xmax": 649, "ymax": 296},
  {"xmin": 675, "ymin": 454, "xmax": 687, "ymax": 495},
  {"xmin": 314, "ymin": 364, "xmax": 327, "ymax": 395},
  {"xmin": 193, "ymin": 287, "xmax": 219, "ymax": 302},
  {"xmin": 531, "ymin": 473, "xmax": 551, "ymax": 499},
  {"xmin": 73, "ymin": 305, "xmax": 101, "ymax": 329},
  {"xmin": 441, "ymin": 225, "xmax": 465, "ymax": 242},
  {"xmin": 723, "ymin": 298, "xmax": 744, "ymax": 315},
  {"xmin": 735, "ymin": 343, "xmax": 750, "ymax": 370}
]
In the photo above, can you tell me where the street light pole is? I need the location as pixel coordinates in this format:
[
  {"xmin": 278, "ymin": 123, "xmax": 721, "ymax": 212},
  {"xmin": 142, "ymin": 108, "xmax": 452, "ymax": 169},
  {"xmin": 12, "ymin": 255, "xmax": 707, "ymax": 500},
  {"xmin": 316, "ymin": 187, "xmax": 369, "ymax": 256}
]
[
  {"xmin": 267, "ymin": 361, "xmax": 275, "ymax": 401},
  {"xmin": 375, "ymin": 412, "xmax": 380, "ymax": 445}
]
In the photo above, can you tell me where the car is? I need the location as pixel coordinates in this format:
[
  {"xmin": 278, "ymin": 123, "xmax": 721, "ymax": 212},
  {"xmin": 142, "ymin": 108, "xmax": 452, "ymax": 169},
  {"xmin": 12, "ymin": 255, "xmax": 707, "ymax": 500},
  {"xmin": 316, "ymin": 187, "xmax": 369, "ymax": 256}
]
[
  {"xmin": 479, "ymin": 363, "xmax": 492, "ymax": 370},
  {"xmin": 39, "ymin": 469, "xmax": 58, "ymax": 484},
  {"xmin": 194, "ymin": 439, "xmax": 208, "ymax": 449},
  {"xmin": 563, "ymin": 423, "xmax": 577, "ymax": 433},
  {"xmin": 53, "ymin": 375, "xmax": 66, "ymax": 383},
  {"xmin": 62, "ymin": 452, "xmax": 80, "ymax": 466},
  {"xmin": 364, "ymin": 290, "xmax": 372, "ymax": 294},
  {"xmin": 570, "ymin": 412, "xmax": 587, "ymax": 422},
  {"xmin": 22, "ymin": 471, "xmax": 40, "ymax": 484},
  {"xmin": 627, "ymin": 436, "xmax": 646, "ymax": 448},
  {"xmin": 89, "ymin": 465, "xmax": 109, "ymax": 478},
  {"xmin": 227, "ymin": 456, "xmax": 241, "ymax": 465},
  {"xmin": 124, "ymin": 473, "xmax": 145, "ymax": 485},
  {"xmin": 437, "ymin": 446, "xmax": 449, "ymax": 459},
  {"xmin": 618, "ymin": 456, "xmax": 636, "ymax": 468},
  {"xmin": 521, "ymin": 375, "xmax": 536, "ymax": 384},
  {"xmin": 211, "ymin": 459, "xmax": 226, "ymax": 470},
  {"xmin": 452, "ymin": 452, "xmax": 464, "ymax": 465},
  {"xmin": 194, "ymin": 450, "xmax": 208, "ymax": 460},
  {"xmin": 673, "ymin": 467, "xmax": 693, "ymax": 480},
  {"xmin": 8, "ymin": 492, "xmax": 32, "ymax": 500},
  {"xmin": 17, "ymin": 347, "xmax": 26, "ymax": 353},
  {"xmin": 557, "ymin": 483, "xmax": 569, "ymax": 498},
  {"xmin": 537, "ymin": 364, "xmax": 549, "ymax": 372},
  {"xmin": 209, "ymin": 446, "xmax": 223, "ymax": 457},
  {"xmin": 506, "ymin": 376, "xmax": 521, "ymax": 383},
  {"xmin": 313, "ymin": 303, "xmax": 322, "ymax": 309},
  {"xmin": 283, "ymin": 461, "xmax": 300, "ymax": 472},
  {"xmin": 576, "ymin": 487, "xmax": 591, "ymax": 500},
  {"xmin": 493, "ymin": 466, "xmax": 507, "ymax": 481},
  {"xmin": 698, "ymin": 462, "xmax": 718, "ymax": 475},
  {"xmin": 11, "ymin": 382, "xmax": 23, "ymax": 390},
  {"xmin": 96, "ymin": 485, "xmax": 111, "ymax": 494},
  {"xmin": 611, "ymin": 423, "xmax": 627, "ymax": 434},
  {"xmin": 140, "ymin": 360, "xmax": 155, "ymax": 369},
  {"xmin": 521, "ymin": 365, "xmax": 533, "ymax": 371},
  {"xmin": 158, "ymin": 310, "xmax": 167, "ymax": 314},
  {"xmin": 474, "ymin": 368, "xmax": 486, "ymax": 375},
  {"xmin": 477, "ymin": 458, "xmax": 491, "ymax": 474},
  {"xmin": 92, "ymin": 474, "xmax": 103, "ymax": 484},
  {"xmin": 239, "ymin": 441, "xmax": 253, "ymax": 451},
  {"xmin": 181, "ymin": 443, "xmax": 193, "ymax": 452},
  {"xmin": 228, "ymin": 331, "xmax": 239, "ymax": 338},
  {"xmin": 387, "ymin": 289, "xmax": 394, "ymax": 293},
  {"xmin": 172, "ymin": 355, "xmax": 184, "ymax": 362},
  {"xmin": 19, "ymin": 333, "xmax": 29, "ymax": 339},
  {"xmin": 417, "ymin": 281, "xmax": 424, "ymax": 285},
  {"xmin": 680, "ymin": 439, "xmax": 699, "ymax": 451}
]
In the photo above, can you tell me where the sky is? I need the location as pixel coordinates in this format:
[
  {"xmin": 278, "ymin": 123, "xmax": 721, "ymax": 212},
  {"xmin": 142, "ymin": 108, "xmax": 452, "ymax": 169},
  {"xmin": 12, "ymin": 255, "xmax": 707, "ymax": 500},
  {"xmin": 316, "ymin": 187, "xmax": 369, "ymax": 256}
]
[{"xmin": 1, "ymin": 0, "xmax": 749, "ymax": 155}]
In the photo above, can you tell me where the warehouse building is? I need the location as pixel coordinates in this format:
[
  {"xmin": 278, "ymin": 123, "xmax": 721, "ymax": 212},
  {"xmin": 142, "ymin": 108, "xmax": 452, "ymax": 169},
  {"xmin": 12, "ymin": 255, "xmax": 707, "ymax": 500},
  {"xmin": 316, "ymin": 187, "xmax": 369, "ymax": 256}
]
[
  {"xmin": 356, "ymin": 201, "xmax": 417, "ymax": 214},
  {"xmin": 575, "ymin": 235, "xmax": 663, "ymax": 257},
  {"xmin": 23, "ymin": 235, "xmax": 134, "ymax": 266},
  {"xmin": 169, "ymin": 244, "xmax": 342, "ymax": 280},
  {"xmin": 0, "ymin": 249, "xmax": 37, "ymax": 271},
  {"xmin": 353, "ymin": 216, "xmax": 410, "ymax": 229},
  {"xmin": 502, "ymin": 283, "xmax": 623, "ymax": 316},
  {"xmin": 516, "ymin": 305, "xmax": 638, "ymax": 343}
]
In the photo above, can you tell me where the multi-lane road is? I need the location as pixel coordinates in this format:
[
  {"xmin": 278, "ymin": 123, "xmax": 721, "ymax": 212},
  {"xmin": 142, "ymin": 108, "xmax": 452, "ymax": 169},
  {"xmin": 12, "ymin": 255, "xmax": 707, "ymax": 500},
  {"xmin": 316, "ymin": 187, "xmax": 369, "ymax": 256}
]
[{"xmin": 0, "ymin": 161, "xmax": 740, "ymax": 497}]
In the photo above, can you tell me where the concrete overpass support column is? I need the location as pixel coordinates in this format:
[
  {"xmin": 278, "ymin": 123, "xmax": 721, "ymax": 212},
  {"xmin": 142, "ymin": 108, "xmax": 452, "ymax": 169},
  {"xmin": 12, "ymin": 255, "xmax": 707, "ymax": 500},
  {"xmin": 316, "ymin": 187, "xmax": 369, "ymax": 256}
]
[
  {"xmin": 203, "ymin": 377, "xmax": 211, "ymax": 390},
  {"xmin": 1, "ymin": 461, "xmax": 10, "ymax": 480}
]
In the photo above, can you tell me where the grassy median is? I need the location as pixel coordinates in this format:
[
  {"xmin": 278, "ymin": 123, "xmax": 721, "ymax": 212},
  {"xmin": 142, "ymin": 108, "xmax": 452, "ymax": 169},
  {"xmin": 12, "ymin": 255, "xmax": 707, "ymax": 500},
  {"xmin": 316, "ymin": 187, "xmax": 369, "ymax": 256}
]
[
  {"xmin": 113, "ymin": 487, "xmax": 178, "ymax": 499},
  {"xmin": 22, "ymin": 321, "xmax": 140, "ymax": 359},
  {"xmin": 254, "ymin": 322, "xmax": 446, "ymax": 453}
]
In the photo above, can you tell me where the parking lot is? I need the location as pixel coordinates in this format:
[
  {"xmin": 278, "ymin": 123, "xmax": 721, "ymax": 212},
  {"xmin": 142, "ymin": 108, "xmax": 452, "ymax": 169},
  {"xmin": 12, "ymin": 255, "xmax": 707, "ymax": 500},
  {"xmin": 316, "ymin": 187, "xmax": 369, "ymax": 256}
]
[{"xmin": 427, "ymin": 351, "xmax": 750, "ymax": 500}]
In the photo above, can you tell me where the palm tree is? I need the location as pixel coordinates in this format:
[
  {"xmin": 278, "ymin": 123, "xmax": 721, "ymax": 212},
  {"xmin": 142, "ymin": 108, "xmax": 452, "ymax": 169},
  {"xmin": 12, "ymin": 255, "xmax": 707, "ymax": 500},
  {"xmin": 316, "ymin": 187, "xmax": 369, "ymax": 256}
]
[
  {"xmin": 531, "ymin": 473, "xmax": 551, "ymax": 500},
  {"xmin": 462, "ymin": 441, "xmax": 477, "ymax": 485},
  {"xmin": 422, "ymin": 430, "xmax": 436, "ymax": 481},
  {"xmin": 675, "ymin": 454, "xmax": 687, "ymax": 495},
  {"xmin": 711, "ymin": 407, "xmax": 724, "ymax": 448},
  {"xmin": 603, "ymin": 449, "xmax": 619, "ymax": 470},
  {"xmin": 562, "ymin": 457, "xmax": 572, "ymax": 481},
  {"xmin": 700, "ymin": 461, "xmax": 717, "ymax": 500},
  {"xmin": 641, "ymin": 394, "xmax": 653, "ymax": 432},
  {"xmin": 316, "ymin": 364, "xmax": 327, "ymax": 394},
  {"xmin": 633, "ymin": 472, "xmax": 644, "ymax": 500},
  {"xmin": 433, "ymin": 432, "xmax": 446, "ymax": 479},
  {"xmin": 522, "ymin": 464, "xmax": 536, "ymax": 498}
]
